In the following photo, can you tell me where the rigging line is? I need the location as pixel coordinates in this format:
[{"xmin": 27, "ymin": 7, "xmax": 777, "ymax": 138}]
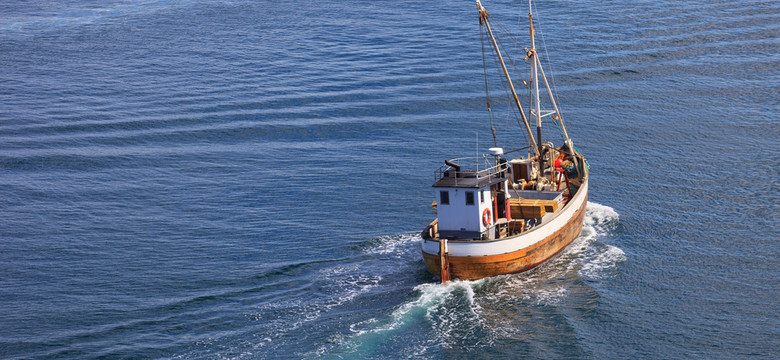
[
  {"xmin": 490, "ymin": 38, "xmax": 519, "ymax": 136},
  {"xmin": 478, "ymin": 1, "xmax": 539, "ymax": 155},
  {"xmin": 529, "ymin": 0, "xmax": 537, "ymax": 115},
  {"xmin": 488, "ymin": 21, "xmax": 517, "ymax": 135},
  {"xmin": 484, "ymin": 32, "xmax": 517, "ymax": 148},
  {"xmin": 481, "ymin": 23, "xmax": 498, "ymax": 147},
  {"xmin": 493, "ymin": 24, "xmax": 527, "ymax": 108},
  {"xmin": 532, "ymin": 0, "xmax": 564, "ymax": 118},
  {"xmin": 497, "ymin": 18, "xmax": 523, "ymax": 48},
  {"xmin": 528, "ymin": 1, "xmax": 566, "ymax": 144},
  {"xmin": 490, "ymin": 47, "xmax": 528, "ymax": 149},
  {"xmin": 490, "ymin": 41, "xmax": 514, "ymax": 146},
  {"xmin": 541, "ymin": 62, "xmax": 568, "ymax": 142},
  {"xmin": 486, "ymin": 16, "xmax": 515, "ymax": 47},
  {"xmin": 550, "ymin": 114, "xmax": 566, "ymax": 140},
  {"xmin": 492, "ymin": 18, "xmax": 525, "ymax": 59},
  {"xmin": 491, "ymin": 19, "xmax": 528, "ymax": 79},
  {"xmin": 503, "ymin": 146, "xmax": 531, "ymax": 155}
]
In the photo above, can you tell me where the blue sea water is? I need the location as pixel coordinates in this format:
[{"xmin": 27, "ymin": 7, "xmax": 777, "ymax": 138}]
[{"xmin": 1, "ymin": 0, "xmax": 778, "ymax": 358}]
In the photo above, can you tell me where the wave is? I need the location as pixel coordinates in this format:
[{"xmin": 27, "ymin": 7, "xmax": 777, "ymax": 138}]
[{"xmin": 576, "ymin": 202, "xmax": 625, "ymax": 280}]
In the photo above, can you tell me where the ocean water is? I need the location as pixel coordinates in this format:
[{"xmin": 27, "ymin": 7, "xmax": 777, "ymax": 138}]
[{"xmin": 1, "ymin": 0, "xmax": 778, "ymax": 359}]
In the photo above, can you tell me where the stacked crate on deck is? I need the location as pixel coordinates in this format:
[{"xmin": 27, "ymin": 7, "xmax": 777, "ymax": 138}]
[{"xmin": 509, "ymin": 198, "xmax": 559, "ymax": 219}]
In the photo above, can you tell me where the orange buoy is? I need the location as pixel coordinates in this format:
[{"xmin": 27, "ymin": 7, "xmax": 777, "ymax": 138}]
[{"xmin": 482, "ymin": 208, "xmax": 492, "ymax": 226}]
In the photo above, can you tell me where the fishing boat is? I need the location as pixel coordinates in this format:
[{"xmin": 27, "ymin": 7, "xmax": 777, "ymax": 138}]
[{"xmin": 421, "ymin": 0, "xmax": 589, "ymax": 282}]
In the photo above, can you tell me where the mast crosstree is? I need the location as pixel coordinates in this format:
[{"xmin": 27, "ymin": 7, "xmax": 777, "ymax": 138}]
[{"xmin": 477, "ymin": 0, "xmax": 538, "ymax": 157}]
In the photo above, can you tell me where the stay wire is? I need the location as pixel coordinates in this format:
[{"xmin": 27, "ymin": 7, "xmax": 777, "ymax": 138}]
[
  {"xmin": 492, "ymin": 19, "xmax": 529, "ymax": 82},
  {"xmin": 489, "ymin": 34, "xmax": 531, "ymax": 151},
  {"xmin": 531, "ymin": 0, "xmax": 568, "ymax": 142},
  {"xmin": 480, "ymin": 24, "xmax": 498, "ymax": 147}
]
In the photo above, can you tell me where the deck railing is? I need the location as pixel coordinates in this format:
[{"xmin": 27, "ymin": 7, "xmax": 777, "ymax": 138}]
[{"xmin": 434, "ymin": 156, "xmax": 510, "ymax": 186}]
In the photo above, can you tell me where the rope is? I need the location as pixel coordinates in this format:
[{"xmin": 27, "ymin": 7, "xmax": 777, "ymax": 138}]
[
  {"xmin": 483, "ymin": 19, "xmax": 535, "ymax": 150},
  {"xmin": 532, "ymin": 0, "xmax": 565, "ymax": 129},
  {"xmin": 550, "ymin": 114, "xmax": 566, "ymax": 139},
  {"xmin": 480, "ymin": 25, "xmax": 498, "ymax": 147}
]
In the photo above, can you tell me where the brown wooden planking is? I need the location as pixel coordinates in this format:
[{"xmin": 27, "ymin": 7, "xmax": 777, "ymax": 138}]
[
  {"xmin": 509, "ymin": 199, "xmax": 558, "ymax": 212},
  {"xmin": 510, "ymin": 204, "xmax": 546, "ymax": 218},
  {"xmin": 508, "ymin": 199, "xmax": 559, "ymax": 218},
  {"xmin": 423, "ymin": 193, "xmax": 587, "ymax": 280}
]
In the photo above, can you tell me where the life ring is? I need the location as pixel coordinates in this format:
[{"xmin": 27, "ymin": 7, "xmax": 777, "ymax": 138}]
[{"xmin": 482, "ymin": 208, "xmax": 492, "ymax": 226}]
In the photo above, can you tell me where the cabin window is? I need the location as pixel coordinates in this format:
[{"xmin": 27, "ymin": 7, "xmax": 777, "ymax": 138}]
[
  {"xmin": 465, "ymin": 191, "xmax": 475, "ymax": 206},
  {"xmin": 440, "ymin": 191, "xmax": 449, "ymax": 205},
  {"xmin": 480, "ymin": 190, "xmax": 484, "ymax": 203}
]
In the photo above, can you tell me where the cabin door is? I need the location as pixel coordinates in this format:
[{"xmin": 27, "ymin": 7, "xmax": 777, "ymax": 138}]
[{"xmin": 495, "ymin": 185, "xmax": 506, "ymax": 219}]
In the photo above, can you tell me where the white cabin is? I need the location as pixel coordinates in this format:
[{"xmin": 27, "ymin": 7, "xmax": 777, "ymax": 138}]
[
  {"xmin": 432, "ymin": 155, "xmax": 566, "ymax": 240},
  {"xmin": 433, "ymin": 159, "xmax": 510, "ymax": 240}
]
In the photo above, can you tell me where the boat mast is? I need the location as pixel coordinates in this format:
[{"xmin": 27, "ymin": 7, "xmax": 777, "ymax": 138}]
[
  {"xmin": 528, "ymin": 0, "xmax": 579, "ymax": 168},
  {"xmin": 477, "ymin": 0, "xmax": 539, "ymax": 157},
  {"xmin": 535, "ymin": 55, "xmax": 577, "ymax": 156},
  {"xmin": 529, "ymin": 0, "xmax": 544, "ymax": 173}
]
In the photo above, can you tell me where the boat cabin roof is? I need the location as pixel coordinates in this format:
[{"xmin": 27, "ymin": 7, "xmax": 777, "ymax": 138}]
[{"xmin": 432, "ymin": 168, "xmax": 509, "ymax": 188}]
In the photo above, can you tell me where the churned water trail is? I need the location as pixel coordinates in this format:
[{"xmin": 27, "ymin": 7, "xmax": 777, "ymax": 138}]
[{"xmin": 315, "ymin": 202, "xmax": 623, "ymax": 359}]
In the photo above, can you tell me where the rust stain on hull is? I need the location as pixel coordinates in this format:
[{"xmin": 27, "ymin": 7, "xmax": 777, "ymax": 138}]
[{"xmin": 423, "ymin": 194, "xmax": 587, "ymax": 280}]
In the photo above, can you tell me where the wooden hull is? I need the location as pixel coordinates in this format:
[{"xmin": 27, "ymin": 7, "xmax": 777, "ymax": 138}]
[{"xmin": 422, "ymin": 178, "xmax": 588, "ymax": 280}]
